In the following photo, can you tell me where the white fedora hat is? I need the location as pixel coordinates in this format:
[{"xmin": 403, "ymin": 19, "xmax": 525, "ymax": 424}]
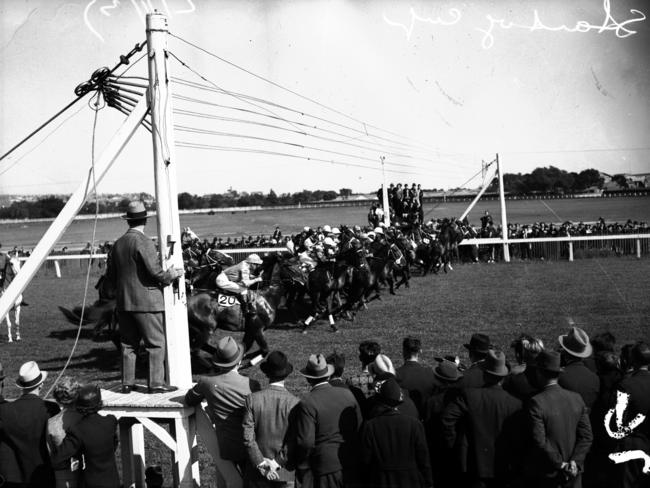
[{"xmin": 16, "ymin": 361, "xmax": 48, "ymax": 389}]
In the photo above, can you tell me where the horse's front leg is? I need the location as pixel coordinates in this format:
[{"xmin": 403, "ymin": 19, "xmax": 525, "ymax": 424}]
[{"xmin": 326, "ymin": 293, "xmax": 337, "ymax": 332}]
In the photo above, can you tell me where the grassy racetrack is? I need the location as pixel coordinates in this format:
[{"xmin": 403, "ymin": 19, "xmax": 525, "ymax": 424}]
[
  {"xmin": 2, "ymin": 257, "xmax": 648, "ymax": 400},
  {"xmin": 2, "ymin": 196, "xmax": 649, "ymax": 249},
  {"xmin": 1, "ymin": 255, "xmax": 648, "ymax": 484}
]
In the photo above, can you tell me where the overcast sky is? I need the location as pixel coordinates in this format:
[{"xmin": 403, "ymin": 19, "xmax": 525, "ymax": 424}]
[{"xmin": 1, "ymin": 0, "xmax": 648, "ymax": 196}]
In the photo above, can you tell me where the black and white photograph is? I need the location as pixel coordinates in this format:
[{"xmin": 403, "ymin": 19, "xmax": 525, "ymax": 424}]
[{"xmin": 1, "ymin": 1, "xmax": 649, "ymax": 487}]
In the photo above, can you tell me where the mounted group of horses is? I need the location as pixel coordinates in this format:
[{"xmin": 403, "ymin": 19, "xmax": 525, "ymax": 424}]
[{"xmin": 58, "ymin": 218, "xmax": 474, "ymax": 362}]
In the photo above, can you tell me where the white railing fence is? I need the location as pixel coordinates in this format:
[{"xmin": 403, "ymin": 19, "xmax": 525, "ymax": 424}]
[{"xmin": 19, "ymin": 235, "xmax": 649, "ymax": 278}]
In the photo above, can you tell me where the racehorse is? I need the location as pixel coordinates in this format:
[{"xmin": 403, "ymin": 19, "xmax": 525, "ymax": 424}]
[
  {"xmin": 301, "ymin": 258, "xmax": 352, "ymax": 333},
  {"xmin": 186, "ymin": 254, "xmax": 285, "ymax": 357},
  {"xmin": 1, "ymin": 253, "xmax": 24, "ymax": 342}
]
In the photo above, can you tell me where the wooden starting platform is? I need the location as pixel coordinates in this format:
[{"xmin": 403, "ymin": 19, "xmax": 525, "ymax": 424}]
[
  {"xmin": 100, "ymin": 387, "xmax": 199, "ymax": 488},
  {"xmin": 100, "ymin": 387, "xmax": 243, "ymax": 488}
]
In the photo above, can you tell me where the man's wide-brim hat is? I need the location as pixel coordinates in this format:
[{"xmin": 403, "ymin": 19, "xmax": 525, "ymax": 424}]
[
  {"xmin": 299, "ymin": 354, "xmax": 334, "ymax": 379},
  {"xmin": 534, "ymin": 350, "xmax": 564, "ymax": 373},
  {"xmin": 464, "ymin": 333, "xmax": 492, "ymax": 353},
  {"xmin": 558, "ymin": 327, "xmax": 593, "ymax": 358},
  {"xmin": 121, "ymin": 201, "xmax": 148, "ymax": 220},
  {"xmin": 212, "ymin": 336, "xmax": 245, "ymax": 368},
  {"xmin": 16, "ymin": 360, "xmax": 48, "ymax": 389},
  {"xmin": 433, "ymin": 360, "xmax": 463, "ymax": 382},
  {"xmin": 260, "ymin": 350, "xmax": 294, "ymax": 380},
  {"xmin": 482, "ymin": 350, "xmax": 509, "ymax": 377}
]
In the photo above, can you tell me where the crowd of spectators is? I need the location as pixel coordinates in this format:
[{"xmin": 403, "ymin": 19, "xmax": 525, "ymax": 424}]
[
  {"xmin": 372, "ymin": 182, "xmax": 425, "ymax": 227},
  {"xmin": 1, "ymin": 329, "xmax": 649, "ymax": 487}
]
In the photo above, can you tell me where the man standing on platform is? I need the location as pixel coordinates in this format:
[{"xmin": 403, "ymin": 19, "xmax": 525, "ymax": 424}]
[{"xmin": 107, "ymin": 201, "xmax": 184, "ymax": 394}]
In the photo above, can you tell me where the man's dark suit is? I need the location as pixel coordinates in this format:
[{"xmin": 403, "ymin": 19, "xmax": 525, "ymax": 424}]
[
  {"xmin": 361, "ymin": 405, "xmax": 433, "ymax": 488},
  {"xmin": 616, "ymin": 369, "xmax": 650, "ymax": 488},
  {"xmin": 107, "ymin": 228, "xmax": 177, "ymax": 387},
  {"xmin": 396, "ymin": 360, "xmax": 436, "ymax": 418},
  {"xmin": 526, "ymin": 384, "xmax": 593, "ymax": 488},
  {"xmin": 52, "ymin": 413, "xmax": 120, "ymax": 488},
  {"xmin": 442, "ymin": 385, "xmax": 524, "ymax": 484},
  {"xmin": 0, "ymin": 393, "xmax": 53, "ymax": 487},
  {"xmin": 291, "ymin": 382, "xmax": 362, "ymax": 488},
  {"xmin": 242, "ymin": 384, "xmax": 300, "ymax": 484},
  {"xmin": 558, "ymin": 360, "xmax": 600, "ymax": 410}
]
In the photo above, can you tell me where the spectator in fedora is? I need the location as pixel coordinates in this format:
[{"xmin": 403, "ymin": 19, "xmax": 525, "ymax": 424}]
[
  {"xmin": 47, "ymin": 377, "xmax": 83, "ymax": 488},
  {"xmin": 614, "ymin": 341, "xmax": 650, "ymax": 488},
  {"xmin": 503, "ymin": 334, "xmax": 544, "ymax": 401},
  {"xmin": 185, "ymin": 336, "xmax": 261, "ymax": 471},
  {"xmin": 0, "ymin": 361, "xmax": 55, "ymax": 487},
  {"xmin": 51, "ymin": 385, "xmax": 120, "ymax": 488},
  {"xmin": 524, "ymin": 351, "xmax": 593, "ymax": 488},
  {"xmin": 442, "ymin": 350, "xmax": 524, "ymax": 488},
  {"xmin": 291, "ymin": 354, "xmax": 362, "ymax": 488},
  {"xmin": 106, "ymin": 200, "xmax": 184, "ymax": 394},
  {"xmin": 243, "ymin": 350, "xmax": 299, "ymax": 488},
  {"xmin": 462, "ymin": 333, "xmax": 493, "ymax": 388},
  {"xmin": 367, "ymin": 354, "xmax": 419, "ymax": 419},
  {"xmin": 360, "ymin": 377, "xmax": 433, "ymax": 488},
  {"xmin": 396, "ymin": 336, "xmax": 436, "ymax": 419},
  {"xmin": 424, "ymin": 360, "xmax": 464, "ymax": 488},
  {"xmin": 558, "ymin": 327, "xmax": 600, "ymax": 410}
]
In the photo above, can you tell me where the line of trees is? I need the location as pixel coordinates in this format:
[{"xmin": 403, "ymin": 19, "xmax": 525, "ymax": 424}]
[
  {"xmin": 488, "ymin": 167, "xmax": 606, "ymax": 194},
  {"xmin": 0, "ymin": 167, "xmax": 641, "ymax": 219}
]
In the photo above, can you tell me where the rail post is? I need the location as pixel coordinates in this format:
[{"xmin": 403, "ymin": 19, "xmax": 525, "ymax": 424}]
[
  {"xmin": 568, "ymin": 241, "xmax": 574, "ymax": 262},
  {"xmin": 496, "ymin": 153, "xmax": 510, "ymax": 262},
  {"xmin": 636, "ymin": 238, "xmax": 641, "ymax": 258}
]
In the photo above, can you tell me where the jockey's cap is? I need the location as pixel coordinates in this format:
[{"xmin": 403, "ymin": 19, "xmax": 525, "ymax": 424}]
[
  {"xmin": 246, "ymin": 253, "xmax": 263, "ymax": 265},
  {"xmin": 367, "ymin": 232, "xmax": 376, "ymax": 239},
  {"xmin": 374, "ymin": 227, "xmax": 384, "ymax": 235},
  {"xmin": 322, "ymin": 225, "xmax": 332, "ymax": 233},
  {"xmin": 331, "ymin": 227, "xmax": 341, "ymax": 235},
  {"xmin": 303, "ymin": 226, "xmax": 310, "ymax": 232},
  {"xmin": 323, "ymin": 237, "xmax": 336, "ymax": 247}
]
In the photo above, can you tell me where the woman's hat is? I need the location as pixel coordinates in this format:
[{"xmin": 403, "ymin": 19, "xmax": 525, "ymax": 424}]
[
  {"xmin": 534, "ymin": 350, "xmax": 564, "ymax": 373},
  {"xmin": 369, "ymin": 354, "xmax": 396, "ymax": 378},
  {"xmin": 212, "ymin": 336, "xmax": 244, "ymax": 368},
  {"xmin": 16, "ymin": 361, "xmax": 48, "ymax": 389},
  {"xmin": 464, "ymin": 333, "xmax": 492, "ymax": 353},
  {"xmin": 299, "ymin": 354, "xmax": 334, "ymax": 379},
  {"xmin": 558, "ymin": 327, "xmax": 593, "ymax": 358},
  {"xmin": 76, "ymin": 384, "xmax": 102, "ymax": 414},
  {"xmin": 482, "ymin": 350, "xmax": 509, "ymax": 377},
  {"xmin": 433, "ymin": 360, "xmax": 463, "ymax": 382},
  {"xmin": 377, "ymin": 377, "xmax": 403, "ymax": 407},
  {"xmin": 260, "ymin": 350, "xmax": 294, "ymax": 380},
  {"xmin": 121, "ymin": 201, "xmax": 148, "ymax": 220}
]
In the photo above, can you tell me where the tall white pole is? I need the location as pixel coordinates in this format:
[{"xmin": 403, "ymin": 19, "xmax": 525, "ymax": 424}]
[
  {"xmin": 497, "ymin": 153, "xmax": 510, "ymax": 262},
  {"xmin": 380, "ymin": 156, "xmax": 391, "ymax": 227},
  {"xmin": 0, "ymin": 97, "xmax": 149, "ymax": 321},
  {"xmin": 146, "ymin": 13, "xmax": 192, "ymax": 388}
]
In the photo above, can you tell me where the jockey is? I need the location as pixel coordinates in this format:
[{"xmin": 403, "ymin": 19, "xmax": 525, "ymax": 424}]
[
  {"xmin": 315, "ymin": 237, "xmax": 338, "ymax": 264},
  {"xmin": 216, "ymin": 254, "xmax": 263, "ymax": 315},
  {"xmin": 0, "ymin": 242, "xmax": 7, "ymax": 283}
]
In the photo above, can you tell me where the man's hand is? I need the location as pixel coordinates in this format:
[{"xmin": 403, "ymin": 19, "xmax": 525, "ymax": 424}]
[{"xmin": 171, "ymin": 267, "xmax": 184, "ymax": 279}]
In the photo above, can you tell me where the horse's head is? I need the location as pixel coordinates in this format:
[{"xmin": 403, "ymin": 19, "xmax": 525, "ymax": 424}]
[{"xmin": 202, "ymin": 248, "xmax": 233, "ymax": 268}]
